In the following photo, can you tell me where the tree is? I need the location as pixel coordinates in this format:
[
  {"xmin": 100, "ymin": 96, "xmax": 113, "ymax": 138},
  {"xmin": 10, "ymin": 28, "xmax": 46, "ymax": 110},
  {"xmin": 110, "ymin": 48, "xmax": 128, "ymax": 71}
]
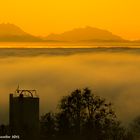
[
  {"xmin": 40, "ymin": 88, "xmax": 126, "ymax": 140},
  {"xmin": 128, "ymin": 116, "xmax": 140, "ymax": 140},
  {"xmin": 40, "ymin": 112, "xmax": 57, "ymax": 140},
  {"xmin": 58, "ymin": 88, "xmax": 124, "ymax": 140},
  {"xmin": 57, "ymin": 89, "xmax": 86, "ymax": 139}
]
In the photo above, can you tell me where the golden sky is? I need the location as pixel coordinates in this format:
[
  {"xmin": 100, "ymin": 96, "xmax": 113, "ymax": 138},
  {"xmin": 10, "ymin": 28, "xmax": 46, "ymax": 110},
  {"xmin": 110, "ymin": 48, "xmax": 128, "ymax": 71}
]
[{"xmin": 0, "ymin": 0, "xmax": 140, "ymax": 40}]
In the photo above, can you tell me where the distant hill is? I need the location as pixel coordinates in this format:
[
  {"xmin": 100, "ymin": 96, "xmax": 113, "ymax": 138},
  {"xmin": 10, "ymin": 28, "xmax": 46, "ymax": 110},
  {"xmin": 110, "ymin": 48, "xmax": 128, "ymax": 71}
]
[
  {"xmin": 45, "ymin": 26, "xmax": 125, "ymax": 42},
  {"xmin": 0, "ymin": 23, "xmax": 43, "ymax": 42},
  {"xmin": 0, "ymin": 24, "xmax": 130, "ymax": 43}
]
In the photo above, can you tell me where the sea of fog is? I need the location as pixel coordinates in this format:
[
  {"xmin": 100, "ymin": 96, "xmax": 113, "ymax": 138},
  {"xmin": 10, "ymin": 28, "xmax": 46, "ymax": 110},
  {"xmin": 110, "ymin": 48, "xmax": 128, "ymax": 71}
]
[{"xmin": 0, "ymin": 47, "xmax": 140, "ymax": 124}]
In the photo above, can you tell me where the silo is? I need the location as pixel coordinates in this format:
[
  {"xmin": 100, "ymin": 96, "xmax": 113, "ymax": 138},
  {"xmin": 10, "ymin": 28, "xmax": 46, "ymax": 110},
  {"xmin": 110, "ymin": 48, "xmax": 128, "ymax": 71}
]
[{"xmin": 9, "ymin": 88, "xmax": 39, "ymax": 140}]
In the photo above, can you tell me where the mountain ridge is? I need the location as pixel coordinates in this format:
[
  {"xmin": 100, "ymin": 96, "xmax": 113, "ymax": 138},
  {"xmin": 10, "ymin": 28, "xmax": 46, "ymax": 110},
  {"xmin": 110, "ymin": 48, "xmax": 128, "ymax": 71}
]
[
  {"xmin": 0, "ymin": 23, "xmax": 130, "ymax": 43},
  {"xmin": 45, "ymin": 26, "xmax": 125, "ymax": 42},
  {"xmin": 0, "ymin": 23, "xmax": 43, "ymax": 42}
]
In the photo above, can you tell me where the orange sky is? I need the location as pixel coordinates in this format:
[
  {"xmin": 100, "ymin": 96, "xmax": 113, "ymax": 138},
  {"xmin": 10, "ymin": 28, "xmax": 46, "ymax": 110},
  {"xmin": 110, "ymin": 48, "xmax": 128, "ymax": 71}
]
[{"xmin": 0, "ymin": 0, "xmax": 140, "ymax": 40}]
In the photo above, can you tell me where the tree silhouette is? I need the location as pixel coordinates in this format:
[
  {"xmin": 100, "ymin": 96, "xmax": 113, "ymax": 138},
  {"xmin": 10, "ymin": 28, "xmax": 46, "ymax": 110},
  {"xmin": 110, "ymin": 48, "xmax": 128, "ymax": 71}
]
[
  {"xmin": 40, "ymin": 112, "xmax": 57, "ymax": 140},
  {"xmin": 127, "ymin": 116, "xmax": 140, "ymax": 140},
  {"xmin": 40, "ymin": 88, "xmax": 126, "ymax": 140}
]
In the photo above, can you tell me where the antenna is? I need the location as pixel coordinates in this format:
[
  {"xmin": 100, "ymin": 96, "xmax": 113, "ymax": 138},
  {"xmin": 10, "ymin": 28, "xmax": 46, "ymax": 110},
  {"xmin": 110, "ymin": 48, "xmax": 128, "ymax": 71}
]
[
  {"xmin": 16, "ymin": 84, "xmax": 20, "ymax": 93},
  {"xmin": 14, "ymin": 86, "xmax": 38, "ymax": 98}
]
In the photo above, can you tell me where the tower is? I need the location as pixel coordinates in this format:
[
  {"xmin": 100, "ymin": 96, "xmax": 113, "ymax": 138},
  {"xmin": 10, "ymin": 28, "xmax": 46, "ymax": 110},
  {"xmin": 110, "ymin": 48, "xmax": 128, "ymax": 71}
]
[{"xmin": 9, "ymin": 87, "xmax": 39, "ymax": 140}]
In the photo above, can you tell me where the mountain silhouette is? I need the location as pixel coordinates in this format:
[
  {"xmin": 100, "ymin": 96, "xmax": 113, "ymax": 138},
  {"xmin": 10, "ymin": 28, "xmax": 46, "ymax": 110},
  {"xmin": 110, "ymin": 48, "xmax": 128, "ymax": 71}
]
[
  {"xmin": 0, "ymin": 23, "xmax": 43, "ymax": 42},
  {"xmin": 0, "ymin": 24, "xmax": 129, "ymax": 43},
  {"xmin": 45, "ymin": 26, "xmax": 124, "ymax": 42}
]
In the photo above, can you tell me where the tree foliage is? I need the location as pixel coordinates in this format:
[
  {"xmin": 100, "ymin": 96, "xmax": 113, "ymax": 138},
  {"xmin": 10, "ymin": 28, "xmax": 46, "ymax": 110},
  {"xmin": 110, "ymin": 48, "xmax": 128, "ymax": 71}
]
[
  {"xmin": 40, "ymin": 88, "xmax": 127, "ymax": 140},
  {"xmin": 127, "ymin": 116, "xmax": 140, "ymax": 140}
]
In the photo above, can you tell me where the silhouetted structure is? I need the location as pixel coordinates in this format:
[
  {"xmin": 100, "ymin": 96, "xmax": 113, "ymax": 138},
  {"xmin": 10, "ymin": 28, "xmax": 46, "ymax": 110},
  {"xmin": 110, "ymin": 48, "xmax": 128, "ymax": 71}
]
[{"xmin": 9, "ymin": 87, "xmax": 39, "ymax": 140}]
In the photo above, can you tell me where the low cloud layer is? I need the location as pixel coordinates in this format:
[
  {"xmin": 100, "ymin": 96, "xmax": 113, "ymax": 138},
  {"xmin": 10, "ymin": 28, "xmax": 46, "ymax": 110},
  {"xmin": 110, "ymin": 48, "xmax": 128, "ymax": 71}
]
[{"xmin": 0, "ymin": 48, "xmax": 140, "ymax": 125}]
